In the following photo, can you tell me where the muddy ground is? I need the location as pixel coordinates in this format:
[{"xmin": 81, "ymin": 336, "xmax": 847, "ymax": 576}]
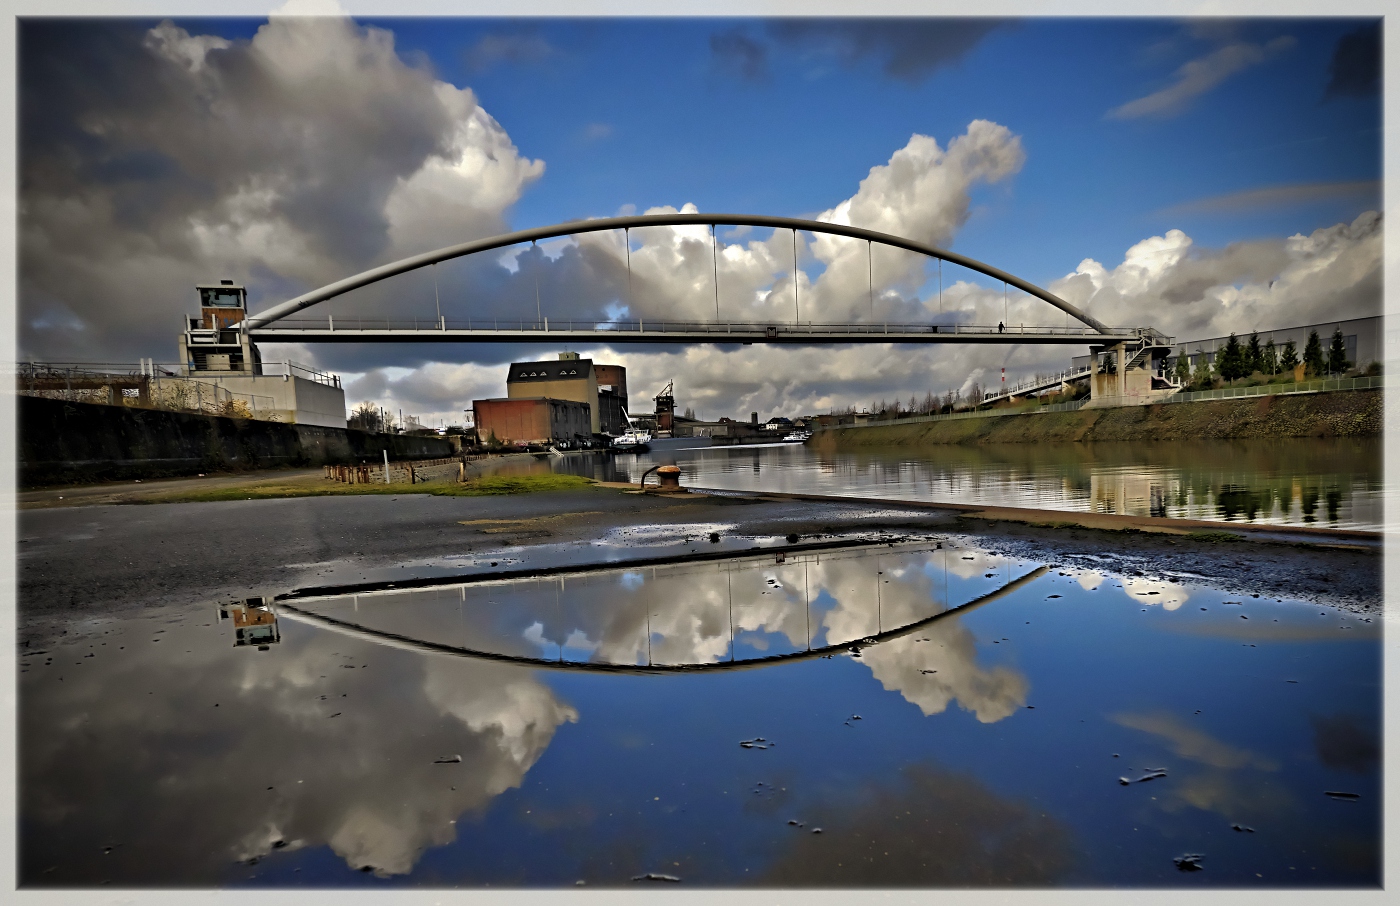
[{"xmin": 17, "ymin": 481, "xmax": 1382, "ymax": 650}]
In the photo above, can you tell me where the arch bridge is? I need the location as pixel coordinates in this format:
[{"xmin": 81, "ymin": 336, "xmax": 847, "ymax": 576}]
[{"xmin": 240, "ymin": 213, "xmax": 1166, "ymax": 348}]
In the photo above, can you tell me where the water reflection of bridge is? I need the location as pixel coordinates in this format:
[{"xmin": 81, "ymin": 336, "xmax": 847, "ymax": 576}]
[{"xmin": 277, "ymin": 543, "xmax": 1042, "ymax": 710}]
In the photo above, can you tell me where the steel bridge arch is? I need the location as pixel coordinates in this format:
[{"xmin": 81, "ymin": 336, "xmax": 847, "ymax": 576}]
[{"xmin": 241, "ymin": 213, "xmax": 1111, "ymax": 333}]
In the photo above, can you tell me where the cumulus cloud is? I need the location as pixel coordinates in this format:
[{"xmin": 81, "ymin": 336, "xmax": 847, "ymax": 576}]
[
  {"xmin": 323, "ymin": 119, "xmax": 1032, "ymax": 424},
  {"xmin": 1108, "ymin": 36, "xmax": 1295, "ymax": 120},
  {"xmin": 19, "ymin": 16, "xmax": 542, "ymax": 363},
  {"xmin": 1051, "ymin": 210, "xmax": 1382, "ymax": 341}
]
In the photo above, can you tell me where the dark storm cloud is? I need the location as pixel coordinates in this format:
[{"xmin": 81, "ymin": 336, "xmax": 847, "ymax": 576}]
[
  {"xmin": 770, "ymin": 19, "xmax": 1002, "ymax": 83},
  {"xmin": 1324, "ymin": 21, "xmax": 1381, "ymax": 99},
  {"xmin": 712, "ymin": 19, "xmax": 1002, "ymax": 84},
  {"xmin": 18, "ymin": 16, "xmax": 541, "ymax": 364}
]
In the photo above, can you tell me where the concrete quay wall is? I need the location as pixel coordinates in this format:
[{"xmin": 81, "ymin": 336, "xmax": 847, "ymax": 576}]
[{"xmin": 19, "ymin": 395, "xmax": 454, "ymax": 487}]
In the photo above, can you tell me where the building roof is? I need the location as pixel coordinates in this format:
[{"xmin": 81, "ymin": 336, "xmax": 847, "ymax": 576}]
[{"xmin": 507, "ymin": 359, "xmax": 594, "ymax": 383}]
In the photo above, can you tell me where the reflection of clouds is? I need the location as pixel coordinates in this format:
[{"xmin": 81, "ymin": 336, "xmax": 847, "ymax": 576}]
[
  {"xmin": 300, "ymin": 546, "xmax": 1034, "ymax": 724},
  {"xmin": 1076, "ymin": 570, "xmax": 1104, "ymax": 591},
  {"xmin": 1121, "ymin": 577, "xmax": 1190, "ymax": 610},
  {"xmin": 761, "ymin": 763, "xmax": 1074, "ymax": 886},
  {"xmin": 863, "ymin": 626, "xmax": 1028, "ymax": 723},
  {"xmin": 22, "ymin": 622, "xmax": 576, "ymax": 883},
  {"xmin": 817, "ymin": 554, "xmax": 1028, "ymax": 723},
  {"xmin": 941, "ymin": 548, "xmax": 1013, "ymax": 581},
  {"xmin": 1112, "ymin": 712, "xmax": 1276, "ymax": 770},
  {"xmin": 424, "ymin": 659, "xmax": 578, "ymax": 767},
  {"xmin": 1158, "ymin": 769, "xmax": 1295, "ymax": 823},
  {"xmin": 1113, "ymin": 711, "xmax": 1290, "ymax": 825}
]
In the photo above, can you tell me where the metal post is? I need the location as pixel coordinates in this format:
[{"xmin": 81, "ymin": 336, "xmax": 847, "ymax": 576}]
[{"xmin": 383, "ymin": 449, "xmax": 390, "ymax": 484}]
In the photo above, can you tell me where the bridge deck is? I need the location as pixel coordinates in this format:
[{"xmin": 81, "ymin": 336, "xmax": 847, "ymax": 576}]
[{"xmin": 249, "ymin": 318, "xmax": 1147, "ymax": 345}]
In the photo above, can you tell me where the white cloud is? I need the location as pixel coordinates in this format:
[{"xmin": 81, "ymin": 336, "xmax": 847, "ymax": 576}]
[
  {"xmin": 1053, "ymin": 211, "xmax": 1381, "ymax": 342},
  {"xmin": 1108, "ymin": 36, "xmax": 1296, "ymax": 120}
]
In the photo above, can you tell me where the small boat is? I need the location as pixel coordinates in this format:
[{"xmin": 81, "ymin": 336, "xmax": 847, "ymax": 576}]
[
  {"xmin": 611, "ymin": 408, "xmax": 652, "ymax": 452},
  {"xmin": 781, "ymin": 430, "xmax": 811, "ymax": 443}
]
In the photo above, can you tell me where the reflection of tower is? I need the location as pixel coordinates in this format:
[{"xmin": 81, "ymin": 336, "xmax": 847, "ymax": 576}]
[{"xmin": 654, "ymin": 379, "xmax": 675, "ymax": 438}]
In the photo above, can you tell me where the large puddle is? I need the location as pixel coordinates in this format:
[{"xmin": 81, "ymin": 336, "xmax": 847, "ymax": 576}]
[{"xmin": 20, "ymin": 541, "xmax": 1380, "ymax": 887}]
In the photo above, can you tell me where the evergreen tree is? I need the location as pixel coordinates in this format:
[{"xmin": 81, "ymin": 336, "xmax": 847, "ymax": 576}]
[
  {"xmin": 1303, "ymin": 330, "xmax": 1325, "ymax": 377},
  {"xmin": 1192, "ymin": 354, "xmax": 1213, "ymax": 389},
  {"xmin": 1279, "ymin": 339, "xmax": 1299, "ymax": 372},
  {"xmin": 1245, "ymin": 332, "xmax": 1262, "ymax": 376},
  {"xmin": 1174, "ymin": 354, "xmax": 1191, "ymax": 385},
  {"xmin": 1219, "ymin": 334, "xmax": 1244, "ymax": 381},
  {"xmin": 1327, "ymin": 328, "xmax": 1351, "ymax": 375},
  {"xmin": 1263, "ymin": 339, "xmax": 1278, "ymax": 375}
]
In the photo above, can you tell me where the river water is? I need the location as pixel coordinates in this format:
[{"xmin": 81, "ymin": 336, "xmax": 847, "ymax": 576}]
[
  {"xmin": 21, "ymin": 541, "xmax": 1379, "ymax": 887},
  {"xmin": 529, "ymin": 437, "xmax": 1384, "ymax": 532}
]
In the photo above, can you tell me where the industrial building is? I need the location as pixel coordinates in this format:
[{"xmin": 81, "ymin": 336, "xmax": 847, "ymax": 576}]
[
  {"xmin": 178, "ymin": 280, "xmax": 348, "ymax": 428},
  {"xmin": 472, "ymin": 397, "xmax": 593, "ymax": 447}
]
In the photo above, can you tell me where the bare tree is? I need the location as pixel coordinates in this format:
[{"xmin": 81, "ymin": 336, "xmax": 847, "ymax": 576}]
[{"xmin": 349, "ymin": 401, "xmax": 384, "ymax": 433}]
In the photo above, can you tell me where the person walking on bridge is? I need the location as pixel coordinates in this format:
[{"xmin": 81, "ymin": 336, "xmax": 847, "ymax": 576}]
[{"xmin": 998, "ymin": 321, "xmax": 1005, "ymax": 334}]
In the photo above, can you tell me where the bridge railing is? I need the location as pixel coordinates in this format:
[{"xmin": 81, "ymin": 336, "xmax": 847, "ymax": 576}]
[
  {"xmin": 261, "ymin": 317, "xmax": 1144, "ymax": 338},
  {"xmin": 813, "ymin": 398, "xmax": 1090, "ymax": 432},
  {"xmin": 1165, "ymin": 373, "xmax": 1388, "ymax": 403},
  {"xmin": 979, "ymin": 365, "xmax": 1093, "ymax": 402}
]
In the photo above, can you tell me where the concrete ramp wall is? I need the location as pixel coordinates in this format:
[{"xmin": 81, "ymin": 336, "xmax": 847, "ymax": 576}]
[{"xmin": 19, "ymin": 396, "xmax": 454, "ymax": 487}]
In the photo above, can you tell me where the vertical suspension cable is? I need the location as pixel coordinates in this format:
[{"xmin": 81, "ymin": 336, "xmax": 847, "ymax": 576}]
[
  {"xmin": 712, "ymin": 224, "xmax": 720, "ymax": 320},
  {"xmin": 432, "ymin": 262, "xmax": 441, "ymax": 324},
  {"xmin": 939, "ymin": 258, "xmax": 943, "ymax": 313},
  {"xmin": 868, "ymin": 239, "xmax": 874, "ymax": 321},
  {"xmin": 533, "ymin": 240, "xmax": 541, "ymax": 324},
  {"xmin": 625, "ymin": 228, "xmax": 632, "ymax": 315},
  {"xmin": 792, "ymin": 228, "xmax": 799, "ymax": 323}
]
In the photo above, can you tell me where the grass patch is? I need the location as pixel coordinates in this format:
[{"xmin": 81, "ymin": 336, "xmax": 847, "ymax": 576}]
[
  {"xmin": 1184, "ymin": 530, "xmax": 1244, "ymax": 543},
  {"xmin": 142, "ymin": 472, "xmax": 595, "ymax": 504},
  {"xmin": 440, "ymin": 474, "xmax": 594, "ymax": 496}
]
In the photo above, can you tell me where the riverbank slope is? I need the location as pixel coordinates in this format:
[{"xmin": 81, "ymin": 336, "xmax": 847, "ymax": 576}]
[{"xmin": 813, "ymin": 389, "xmax": 1382, "ymax": 448}]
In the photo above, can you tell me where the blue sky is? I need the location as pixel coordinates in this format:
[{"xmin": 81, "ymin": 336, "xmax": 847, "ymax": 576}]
[
  {"xmin": 354, "ymin": 17, "xmax": 1380, "ymax": 280},
  {"xmin": 19, "ymin": 15, "xmax": 1383, "ymax": 421}
]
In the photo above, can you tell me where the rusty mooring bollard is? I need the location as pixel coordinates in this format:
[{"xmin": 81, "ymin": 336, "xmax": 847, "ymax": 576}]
[{"xmin": 656, "ymin": 465, "xmax": 682, "ymax": 490}]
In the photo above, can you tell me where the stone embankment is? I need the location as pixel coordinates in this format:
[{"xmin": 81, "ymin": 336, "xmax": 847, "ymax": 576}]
[
  {"xmin": 813, "ymin": 389, "xmax": 1383, "ymax": 449},
  {"xmin": 19, "ymin": 395, "xmax": 456, "ymax": 487}
]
